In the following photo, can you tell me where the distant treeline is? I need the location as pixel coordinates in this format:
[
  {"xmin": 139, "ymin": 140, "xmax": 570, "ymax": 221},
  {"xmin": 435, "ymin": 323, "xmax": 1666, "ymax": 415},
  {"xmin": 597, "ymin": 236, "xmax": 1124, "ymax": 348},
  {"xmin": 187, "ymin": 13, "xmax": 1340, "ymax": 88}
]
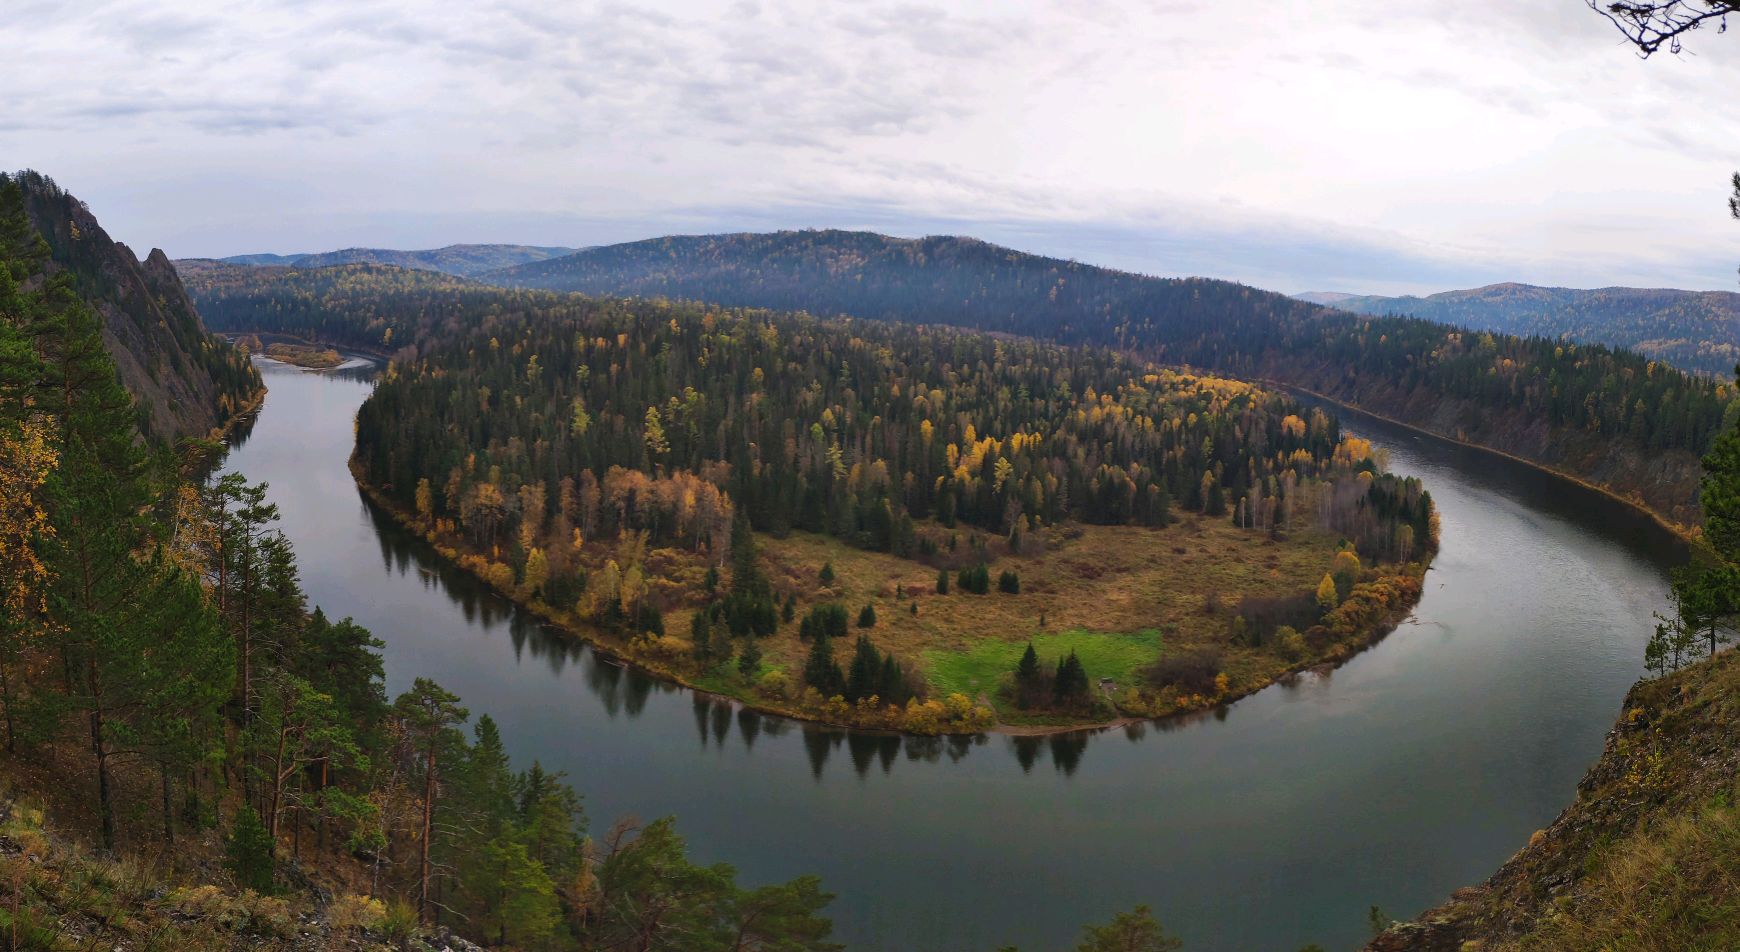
[{"xmin": 1323, "ymin": 282, "xmax": 1740, "ymax": 377}]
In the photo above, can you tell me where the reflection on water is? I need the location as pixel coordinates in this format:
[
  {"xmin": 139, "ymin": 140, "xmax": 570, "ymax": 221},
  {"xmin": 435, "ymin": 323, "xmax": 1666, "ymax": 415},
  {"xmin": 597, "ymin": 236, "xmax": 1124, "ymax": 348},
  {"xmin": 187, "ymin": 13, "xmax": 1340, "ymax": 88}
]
[{"xmin": 220, "ymin": 355, "xmax": 1683, "ymax": 952}]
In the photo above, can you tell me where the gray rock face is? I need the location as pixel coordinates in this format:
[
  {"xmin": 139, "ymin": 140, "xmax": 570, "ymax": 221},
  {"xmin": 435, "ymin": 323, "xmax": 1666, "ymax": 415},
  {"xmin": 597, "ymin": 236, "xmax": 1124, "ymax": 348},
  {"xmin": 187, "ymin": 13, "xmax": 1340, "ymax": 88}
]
[{"xmin": 14, "ymin": 171, "xmax": 259, "ymax": 443}]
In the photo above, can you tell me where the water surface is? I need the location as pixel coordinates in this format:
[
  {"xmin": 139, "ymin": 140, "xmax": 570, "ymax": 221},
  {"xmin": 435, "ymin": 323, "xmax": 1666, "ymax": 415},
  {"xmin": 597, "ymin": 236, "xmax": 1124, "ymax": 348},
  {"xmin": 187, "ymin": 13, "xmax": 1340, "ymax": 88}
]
[{"xmin": 221, "ymin": 357, "xmax": 1680, "ymax": 952}]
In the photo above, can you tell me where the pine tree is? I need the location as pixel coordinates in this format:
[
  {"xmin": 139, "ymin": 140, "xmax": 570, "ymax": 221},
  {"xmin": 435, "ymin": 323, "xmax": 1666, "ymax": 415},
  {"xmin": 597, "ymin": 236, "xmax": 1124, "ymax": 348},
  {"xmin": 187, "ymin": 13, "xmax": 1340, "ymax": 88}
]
[
  {"xmin": 935, "ymin": 568, "xmax": 949, "ymax": 595},
  {"xmin": 392, "ymin": 678, "xmax": 469, "ymax": 919},
  {"xmin": 818, "ymin": 561, "xmax": 835, "ymax": 586},
  {"xmin": 857, "ymin": 603, "xmax": 876, "ymax": 628},
  {"xmin": 471, "ymin": 836, "xmax": 560, "ymax": 946}
]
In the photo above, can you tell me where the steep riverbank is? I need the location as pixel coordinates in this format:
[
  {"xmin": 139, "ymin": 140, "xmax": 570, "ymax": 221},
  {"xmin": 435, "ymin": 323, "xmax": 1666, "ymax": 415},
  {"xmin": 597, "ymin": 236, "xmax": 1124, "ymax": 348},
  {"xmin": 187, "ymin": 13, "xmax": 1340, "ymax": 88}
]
[{"xmin": 1369, "ymin": 647, "xmax": 1740, "ymax": 951}]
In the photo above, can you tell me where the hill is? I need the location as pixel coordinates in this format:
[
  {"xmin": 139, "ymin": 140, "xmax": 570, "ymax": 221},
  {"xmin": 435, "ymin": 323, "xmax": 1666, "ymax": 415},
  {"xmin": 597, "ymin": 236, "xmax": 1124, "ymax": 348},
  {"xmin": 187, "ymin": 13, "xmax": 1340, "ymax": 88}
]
[
  {"xmin": 207, "ymin": 242, "xmax": 579, "ymax": 277},
  {"xmin": 10, "ymin": 171, "xmax": 260, "ymax": 442},
  {"xmin": 176, "ymin": 260, "xmax": 496, "ymax": 351},
  {"xmin": 1311, "ymin": 282, "xmax": 1740, "ymax": 376},
  {"xmin": 1292, "ymin": 291, "xmax": 1363, "ymax": 306},
  {"xmin": 481, "ymin": 230, "xmax": 1732, "ymax": 526}
]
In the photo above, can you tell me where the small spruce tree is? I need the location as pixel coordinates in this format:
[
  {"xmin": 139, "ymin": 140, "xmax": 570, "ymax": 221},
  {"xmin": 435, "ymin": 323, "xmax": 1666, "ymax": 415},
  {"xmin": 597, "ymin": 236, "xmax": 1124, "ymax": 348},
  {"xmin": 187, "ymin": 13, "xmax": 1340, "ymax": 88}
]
[
  {"xmin": 226, "ymin": 805, "xmax": 275, "ymax": 893},
  {"xmin": 737, "ymin": 639, "xmax": 763, "ymax": 678},
  {"xmin": 857, "ymin": 603, "xmax": 877, "ymax": 628}
]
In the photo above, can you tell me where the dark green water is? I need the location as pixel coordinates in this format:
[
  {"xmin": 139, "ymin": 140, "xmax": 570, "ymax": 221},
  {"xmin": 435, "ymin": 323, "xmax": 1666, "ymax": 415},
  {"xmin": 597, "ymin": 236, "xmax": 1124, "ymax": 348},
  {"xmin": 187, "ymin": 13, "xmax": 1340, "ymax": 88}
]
[{"xmin": 221, "ymin": 357, "xmax": 1682, "ymax": 951}]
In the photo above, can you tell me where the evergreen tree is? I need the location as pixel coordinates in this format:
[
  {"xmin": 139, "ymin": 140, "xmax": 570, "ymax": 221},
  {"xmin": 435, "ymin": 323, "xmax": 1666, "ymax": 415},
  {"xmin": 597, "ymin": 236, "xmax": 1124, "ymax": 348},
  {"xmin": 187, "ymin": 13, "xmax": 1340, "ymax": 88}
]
[
  {"xmin": 818, "ymin": 561, "xmax": 835, "ymax": 586},
  {"xmin": 845, "ymin": 636, "xmax": 881, "ymax": 702},
  {"xmin": 691, "ymin": 610, "xmax": 715, "ymax": 663},
  {"xmin": 935, "ymin": 569, "xmax": 949, "ymax": 595},
  {"xmin": 225, "ymin": 805, "xmax": 275, "ymax": 893},
  {"xmin": 857, "ymin": 603, "xmax": 877, "ymax": 628},
  {"xmin": 1073, "ymin": 904, "xmax": 1182, "ymax": 952},
  {"xmin": 1053, "ymin": 651, "xmax": 1090, "ymax": 706},
  {"xmin": 737, "ymin": 639, "xmax": 763, "ymax": 677},
  {"xmin": 471, "ymin": 835, "xmax": 560, "ymax": 946},
  {"xmin": 1014, "ymin": 642, "xmax": 1043, "ymax": 707},
  {"xmin": 802, "ymin": 632, "xmax": 843, "ymax": 697},
  {"xmin": 392, "ymin": 678, "xmax": 469, "ymax": 919}
]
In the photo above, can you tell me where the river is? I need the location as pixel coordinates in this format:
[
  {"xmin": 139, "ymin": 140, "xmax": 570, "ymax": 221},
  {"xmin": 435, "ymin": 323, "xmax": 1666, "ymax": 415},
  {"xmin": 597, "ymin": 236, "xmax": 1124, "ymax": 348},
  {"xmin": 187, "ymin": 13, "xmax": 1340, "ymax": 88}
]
[{"xmin": 219, "ymin": 356, "xmax": 1683, "ymax": 952}]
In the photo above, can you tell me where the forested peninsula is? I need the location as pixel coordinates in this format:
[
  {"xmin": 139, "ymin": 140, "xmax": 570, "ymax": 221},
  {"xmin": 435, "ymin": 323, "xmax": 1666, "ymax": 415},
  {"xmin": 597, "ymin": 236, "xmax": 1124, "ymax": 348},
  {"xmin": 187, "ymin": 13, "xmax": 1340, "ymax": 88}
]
[
  {"xmin": 477, "ymin": 230, "xmax": 1732, "ymax": 529},
  {"xmin": 187, "ymin": 263, "xmax": 1436, "ymax": 733}
]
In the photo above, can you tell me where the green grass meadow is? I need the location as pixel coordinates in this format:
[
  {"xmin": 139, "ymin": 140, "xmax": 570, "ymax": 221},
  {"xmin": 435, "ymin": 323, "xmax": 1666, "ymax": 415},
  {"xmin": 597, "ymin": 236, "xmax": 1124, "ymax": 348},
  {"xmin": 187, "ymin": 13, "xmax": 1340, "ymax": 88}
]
[{"xmin": 921, "ymin": 628, "xmax": 1163, "ymax": 701}]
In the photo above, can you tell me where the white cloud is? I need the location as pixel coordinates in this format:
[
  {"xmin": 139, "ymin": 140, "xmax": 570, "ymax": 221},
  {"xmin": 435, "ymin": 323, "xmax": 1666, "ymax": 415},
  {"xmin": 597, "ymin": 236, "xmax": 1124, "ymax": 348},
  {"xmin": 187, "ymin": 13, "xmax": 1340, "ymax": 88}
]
[{"xmin": 0, "ymin": 0, "xmax": 1734, "ymax": 294}]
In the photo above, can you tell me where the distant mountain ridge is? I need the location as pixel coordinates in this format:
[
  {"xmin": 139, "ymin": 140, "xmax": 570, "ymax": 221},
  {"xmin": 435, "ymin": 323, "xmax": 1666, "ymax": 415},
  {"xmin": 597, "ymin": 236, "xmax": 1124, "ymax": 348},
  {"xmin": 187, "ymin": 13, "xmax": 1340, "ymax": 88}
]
[
  {"xmin": 209, "ymin": 243, "xmax": 578, "ymax": 278},
  {"xmin": 11, "ymin": 171, "xmax": 259, "ymax": 442},
  {"xmin": 1297, "ymin": 282, "xmax": 1740, "ymax": 376}
]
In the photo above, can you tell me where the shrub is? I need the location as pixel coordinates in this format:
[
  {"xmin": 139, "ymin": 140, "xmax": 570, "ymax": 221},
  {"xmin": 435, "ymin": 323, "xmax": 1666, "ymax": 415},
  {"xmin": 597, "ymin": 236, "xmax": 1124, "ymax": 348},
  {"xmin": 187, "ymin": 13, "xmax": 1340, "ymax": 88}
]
[
  {"xmin": 997, "ymin": 569, "xmax": 1020, "ymax": 594},
  {"xmin": 379, "ymin": 898, "xmax": 419, "ymax": 941},
  {"xmin": 1275, "ymin": 625, "xmax": 1307, "ymax": 661},
  {"xmin": 1144, "ymin": 647, "xmax": 1224, "ymax": 696},
  {"xmin": 756, "ymin": 669, "xmax": 791, "ymax": 699},
  {"xmin": 327, "ymin": 894, "xmax": 387, "ymax": 932},
  {"xmin": 1236, "ymin": 591, "xmax": 1318, "ymax": 646},
  {"xmin": 956, "ymin": 564, "xmax": 990, "ymax": 594},
  {"xmin": 819, "ymin": 561, "xmax": 835, "ymax": 586}
]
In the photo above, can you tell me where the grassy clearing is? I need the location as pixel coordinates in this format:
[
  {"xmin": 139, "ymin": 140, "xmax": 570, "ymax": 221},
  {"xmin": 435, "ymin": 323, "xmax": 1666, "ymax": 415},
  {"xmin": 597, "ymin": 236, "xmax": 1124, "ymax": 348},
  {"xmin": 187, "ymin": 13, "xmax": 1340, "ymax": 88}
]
[
  {"xmin": 744, "ymin": 502, "xmax": 1388, "ymax": 724},
  {"xmin": 924, "ymin": 629, "xmax": 1163, "ymax": 701}
]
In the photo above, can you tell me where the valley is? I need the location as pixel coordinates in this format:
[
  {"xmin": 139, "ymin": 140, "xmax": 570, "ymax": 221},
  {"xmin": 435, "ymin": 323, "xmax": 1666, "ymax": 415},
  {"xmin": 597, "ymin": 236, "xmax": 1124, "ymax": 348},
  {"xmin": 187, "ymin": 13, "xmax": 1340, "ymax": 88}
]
[{"xmin": 221, "ymin": 349, "xmax": 1679, "ymax": 951}]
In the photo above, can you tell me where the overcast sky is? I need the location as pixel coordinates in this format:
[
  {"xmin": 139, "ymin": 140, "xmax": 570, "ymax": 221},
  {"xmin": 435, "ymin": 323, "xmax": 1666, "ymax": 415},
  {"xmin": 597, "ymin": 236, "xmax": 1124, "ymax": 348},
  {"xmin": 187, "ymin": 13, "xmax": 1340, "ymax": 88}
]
[{"xmin": 3, "ymin": 0, "xmax": 1736, "ymax": 295}]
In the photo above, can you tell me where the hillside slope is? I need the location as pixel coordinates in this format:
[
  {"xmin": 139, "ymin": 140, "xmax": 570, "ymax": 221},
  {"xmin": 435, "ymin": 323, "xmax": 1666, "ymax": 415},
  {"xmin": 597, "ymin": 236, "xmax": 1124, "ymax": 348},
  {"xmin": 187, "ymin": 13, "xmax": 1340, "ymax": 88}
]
[
  {"xmin": 1368, "ymin": 646, "xmax": 1740, "ymax": 951},
  {"xmin": 12, "ymin": 172, "xmax": 260, "ymax": 442},
  {"xmin": 1312, "ymin": 283, "xmax": 1740, "ymax": 376},
  {"xmin": 210, "ymin": 242, "xmax": 578, "ymax": 277},
  {"xmin": 483, "ymin": 230, "xmax": 1730, "ymax": 526}
]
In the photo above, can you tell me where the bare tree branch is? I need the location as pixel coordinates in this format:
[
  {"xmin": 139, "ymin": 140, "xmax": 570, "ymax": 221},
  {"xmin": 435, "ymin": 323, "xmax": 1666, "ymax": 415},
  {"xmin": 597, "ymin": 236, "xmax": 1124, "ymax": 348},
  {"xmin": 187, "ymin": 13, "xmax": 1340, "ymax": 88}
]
[{"xmin": 1589, "ymin": 0, "xmax": 1736, "ymax": 55}]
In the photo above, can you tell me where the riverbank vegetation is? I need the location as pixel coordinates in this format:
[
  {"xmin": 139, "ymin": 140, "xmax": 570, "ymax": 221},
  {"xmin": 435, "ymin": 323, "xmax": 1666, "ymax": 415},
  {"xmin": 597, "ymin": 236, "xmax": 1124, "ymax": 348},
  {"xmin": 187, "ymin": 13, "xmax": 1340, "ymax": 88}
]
[
  {"xmin": 0, "ymin": 175, "xmax": 843, "ymax": 951},
  {"xmin": 339, "ymin": 285, "xmax": 1436, "ymax": 731},
  {"xmin": 234, "ymin": 337, "xmax": 342, "ymax": 370}
]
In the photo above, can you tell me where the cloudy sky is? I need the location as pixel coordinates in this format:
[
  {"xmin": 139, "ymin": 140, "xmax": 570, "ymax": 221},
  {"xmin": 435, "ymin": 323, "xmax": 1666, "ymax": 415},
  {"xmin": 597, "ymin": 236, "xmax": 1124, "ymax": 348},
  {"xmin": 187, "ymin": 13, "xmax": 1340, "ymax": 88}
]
[{"xmin": 3, "ymin": 0, "xmax": 1736, "ymax": 295}]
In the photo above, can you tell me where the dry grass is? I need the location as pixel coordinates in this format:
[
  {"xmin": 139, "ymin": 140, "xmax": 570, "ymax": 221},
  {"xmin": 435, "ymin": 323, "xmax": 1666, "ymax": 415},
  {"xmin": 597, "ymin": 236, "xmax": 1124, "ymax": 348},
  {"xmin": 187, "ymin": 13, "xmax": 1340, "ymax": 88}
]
[
  {"xmin": 742, "ymin": 513, "xmax": 1352, "ymax": 705},
  {"xmin": 1501, "ymin": 792, "xmax": 1740, "ymax": 952}
]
